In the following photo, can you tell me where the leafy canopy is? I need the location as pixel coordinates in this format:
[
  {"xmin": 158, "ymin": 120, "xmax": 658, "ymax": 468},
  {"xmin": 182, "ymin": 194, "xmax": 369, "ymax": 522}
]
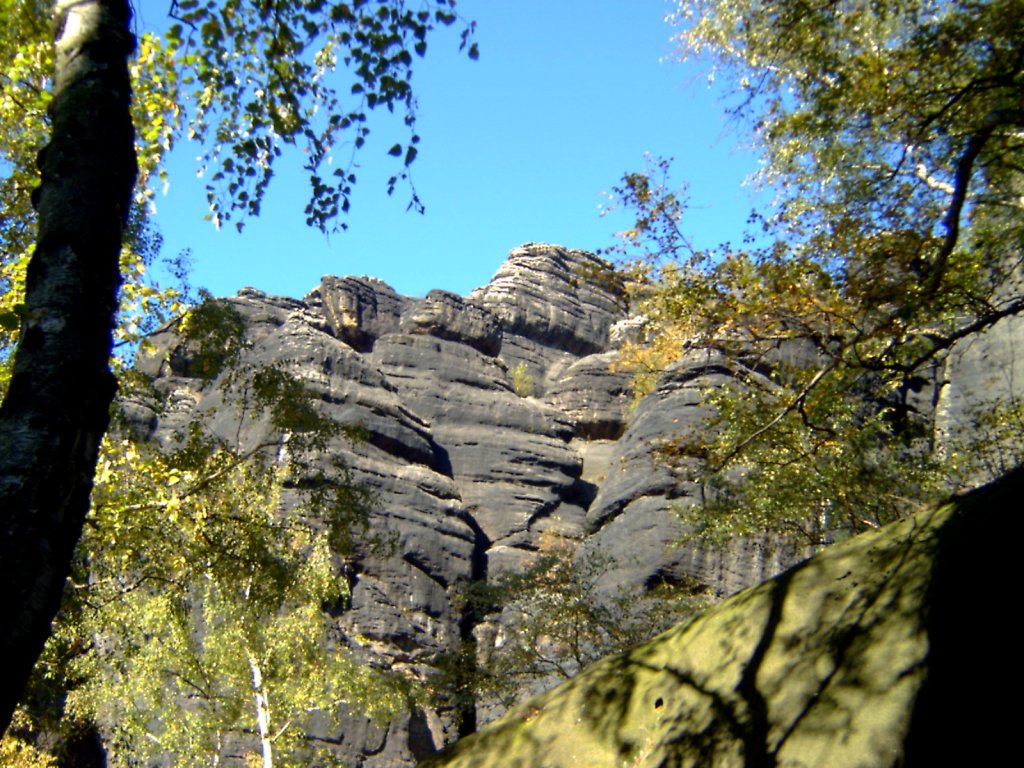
[
  {"xmin": 431, "ymin": 535, "xmax": 706, "ymax": 723},
  {"xmin": 0, "ymin": 0, "xmax": 477, "ymax": 377},
  {"xmin": 0, "ymin": 0, "xmax": 476, "ymax": 745},
  {"xmin": 63, "ymin": 439, "xmax": 400, "ymax": 767},
  {"xmin": 166, "ymin": 0, "xmax": 476, "ymax": 231},
  {"xmin": 668, "ymin": 0, "xmax": 1024, "ymax": 353},
  {"xmin": 606, "ymin": 0, "xmax": 1024, "ymax": 542},
  {"xmin": 0, "ymin": 1, "xmax": 187, "ymax": 383}
]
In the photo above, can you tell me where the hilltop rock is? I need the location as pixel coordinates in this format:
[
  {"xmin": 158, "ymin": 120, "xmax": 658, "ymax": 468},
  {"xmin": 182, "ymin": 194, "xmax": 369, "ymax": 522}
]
[
  {"xmin": 468, "ymin": 243, "xmax": 627, "ymax": 394},
  {"xmin": 469, "ymin": 244, "xmax": 625, "ymax": 357},
  {"xmin": 320, "ymin": 275, "xmax": 409, "ymax": 351}
]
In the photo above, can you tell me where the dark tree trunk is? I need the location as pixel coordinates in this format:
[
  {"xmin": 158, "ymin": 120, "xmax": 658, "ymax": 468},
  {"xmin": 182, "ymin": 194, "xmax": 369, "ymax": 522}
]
[{"xmin": 0, "ymin": 0, "xmax": 136, "ymax": 735}]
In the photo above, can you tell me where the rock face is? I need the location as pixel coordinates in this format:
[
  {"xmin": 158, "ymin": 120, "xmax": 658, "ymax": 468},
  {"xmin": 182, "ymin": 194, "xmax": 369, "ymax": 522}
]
[
  {"xmin": 934, "ymin": 273, "xmax": 1024, "ymax": 480},
  {"xmin": 421, "ymin": 464, "xmax": 1016, "ymax": 767},
  {"xmin": 126, "ymin": 242, "xmax": 1020, "ymax": 766}
]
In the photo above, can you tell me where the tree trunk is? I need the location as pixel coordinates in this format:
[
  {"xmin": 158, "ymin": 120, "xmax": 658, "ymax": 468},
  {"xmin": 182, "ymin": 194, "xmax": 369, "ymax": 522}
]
[
  {"xmin": 0, "ymin": 0, "xmax": 136, "ymax": 735},
  {"xmin": 248, "ymin": 651, "xmax": 275, "ymax": 768}
]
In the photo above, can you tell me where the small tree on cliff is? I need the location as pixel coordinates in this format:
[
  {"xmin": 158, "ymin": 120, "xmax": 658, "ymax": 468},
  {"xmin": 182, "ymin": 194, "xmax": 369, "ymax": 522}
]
[
  {"xmin": 0, "ymin": 0, "xmax": 475, "ymax": 736},
  {"xmin": 429, "ymin": 535, "xmax": 707, "ymax": 727},
  {"xmin": 606, "ymin": 0, "xmax": 1024, "ymax": 542},
  {"xmin": 61, "ymin": 360, "xmax": 399, "ymax": 767}
]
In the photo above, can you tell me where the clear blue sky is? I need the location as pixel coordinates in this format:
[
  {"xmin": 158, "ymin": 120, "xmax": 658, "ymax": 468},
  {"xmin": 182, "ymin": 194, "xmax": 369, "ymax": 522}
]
[{"xmin": 147, "ymin": 0, "xmax": 767, "ymax": 300}]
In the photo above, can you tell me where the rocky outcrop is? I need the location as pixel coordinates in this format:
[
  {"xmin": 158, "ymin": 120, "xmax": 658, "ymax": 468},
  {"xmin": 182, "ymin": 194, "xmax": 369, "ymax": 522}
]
[
  {"xmin": 422, "ymin": 465, "xmax": 1016, "ymax": 768},
  {"xmin": 127, "ymin": 243, "xmax": 780, "ymax": 765},
  {"xmin": 467, "ymin": 244, "xmax": 627, "ymax": 394},
  {"xmin": 319, "ymin": 275, "xmax": 410, "ymax": 351},
  {"xmin": 126, "ymin": 241, "xmax": 1020, "ymax": 766},
  {"xmin": 400, "ymin": 290, "xmax": 503, "ymax": 356}
]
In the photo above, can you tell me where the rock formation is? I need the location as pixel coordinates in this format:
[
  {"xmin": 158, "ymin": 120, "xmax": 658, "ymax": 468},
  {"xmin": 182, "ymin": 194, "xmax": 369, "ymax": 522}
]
[
  {"xmin": 122, "ymin": 242, "xmax": 1021, "ymax": 766},
  {"xmin": 421, "ymin": 463, "xmax": 1016, "ymax": 768}
]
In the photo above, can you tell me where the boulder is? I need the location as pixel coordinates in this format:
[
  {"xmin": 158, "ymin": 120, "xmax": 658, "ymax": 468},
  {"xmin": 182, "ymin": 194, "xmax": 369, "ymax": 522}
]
[{"xmin": 422, "ymin": 466, "xmax": 1016, "ymax": 767}]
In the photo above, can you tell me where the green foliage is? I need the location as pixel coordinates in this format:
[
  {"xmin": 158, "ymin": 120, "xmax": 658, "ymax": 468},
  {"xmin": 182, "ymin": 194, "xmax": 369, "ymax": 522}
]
[
  {"xmin": 671, "ymin": 0, "xmax": 1024, "ymax": 286},
  {"xmin": 670, "ymin": 369, "xmax": 950, "ymax": 545},
  {"xmin": 64, "ymin": 444, "xmax": 394, "ymax": 767},
  {"xmin": 606, "ymin": 0, "xmax": 1024, "ymax": 543},
  {"xmin": 665, "ymin": 0, "xmax": 1024, "ymax": 335},
  {"xmin": 509, "ymin": 362, "xmax": 535, "ymax": 398},
  {"xmin": 165, "ymin": 0, "xmax": 476, "ymax": 231},
  {"xmin": 175, "ymin": 292, "xmax": 249, "ymax": 379},
  {"xmin": 432, "ymin": 536, "xmax": 707, "ymax": 717},
  {"xmin": 21, "ymin": 317, "xmax": 400, "ymax": 764},
  {"xmin": 50, "ymin": 400, "xmax": 398, "ymax": 766},
  {"xmin": 943, "ymin": 396, "xmax": 1024, "ymax": 484},
  {"xmin": 1, "ymin": 0, "xmax": 478, "ymax": 376},
  {"xmin": 0, "ymin": 0, "xmax": 50, "ymax": 269},
  {"xmin": 0, "ymin": 0, "xmax": 188, "ymax": 385},
  {"xmin": 0, "ymin": 710, "xmax": 56, "ymax": 768},
  {"xmin": 0, "ymin": 0, "xmax": 477, "ymax": 744}
]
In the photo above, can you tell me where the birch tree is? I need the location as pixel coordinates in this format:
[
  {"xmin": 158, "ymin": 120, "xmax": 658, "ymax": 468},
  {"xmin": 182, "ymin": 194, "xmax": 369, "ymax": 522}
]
[
  {"xmin": 62, "ymin": 441, "xmax": 402, "ymax": 767},
  {"xmin": 607, "ymin": 0, "xmax": 1024, "ymax": 542},
  {"xmin": 0, "ymin": 0, "xmax": 474, "ymax": 736}
]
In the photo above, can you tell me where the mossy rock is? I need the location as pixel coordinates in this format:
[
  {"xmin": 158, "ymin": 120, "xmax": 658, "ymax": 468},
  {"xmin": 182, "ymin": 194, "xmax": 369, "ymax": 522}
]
[{"xmin": 423, "ymin": 466, "xmax": 1018, "ymax": 767}]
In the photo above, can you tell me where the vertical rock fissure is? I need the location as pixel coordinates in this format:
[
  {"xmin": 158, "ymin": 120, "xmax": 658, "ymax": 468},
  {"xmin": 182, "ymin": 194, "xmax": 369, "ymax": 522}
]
[{"xmin": 454, "ymin": 512, "xmax": 491, "ymax": 738}]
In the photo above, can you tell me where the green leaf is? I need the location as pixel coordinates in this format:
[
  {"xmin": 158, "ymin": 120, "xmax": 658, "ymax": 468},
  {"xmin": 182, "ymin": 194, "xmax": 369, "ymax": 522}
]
[{"xmin": 0, "ymin": 311, "xmax": 20, "ymax": 332}]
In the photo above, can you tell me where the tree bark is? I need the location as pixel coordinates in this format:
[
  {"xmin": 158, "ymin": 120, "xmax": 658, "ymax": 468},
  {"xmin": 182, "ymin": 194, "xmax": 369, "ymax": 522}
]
[
  {"xmin": 0, "ymin": 0, "xmax": 136, "ymax": 735},
  {"xmin": 248, "ymin": 650, "xmax": 275, "ymax": 768}
]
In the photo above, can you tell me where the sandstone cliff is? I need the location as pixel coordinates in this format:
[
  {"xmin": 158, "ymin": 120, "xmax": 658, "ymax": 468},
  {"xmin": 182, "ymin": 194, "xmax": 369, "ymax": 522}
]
[{"xmin": 123, "ymin": 242, "xmax": 1022, "ymax": 766}]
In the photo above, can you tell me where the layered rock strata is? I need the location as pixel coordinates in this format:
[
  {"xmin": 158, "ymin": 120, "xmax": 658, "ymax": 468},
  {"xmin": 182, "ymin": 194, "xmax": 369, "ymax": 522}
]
[{"xmin": 125, "ymin": 241, "xmax": 1019, "ymax": 766}]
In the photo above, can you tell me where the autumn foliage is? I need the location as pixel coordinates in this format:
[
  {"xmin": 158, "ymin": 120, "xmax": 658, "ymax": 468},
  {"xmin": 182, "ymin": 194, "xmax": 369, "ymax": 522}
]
[{"xmin": 606, "ymin": 0, "xmax": 1024, "ymax": 543}]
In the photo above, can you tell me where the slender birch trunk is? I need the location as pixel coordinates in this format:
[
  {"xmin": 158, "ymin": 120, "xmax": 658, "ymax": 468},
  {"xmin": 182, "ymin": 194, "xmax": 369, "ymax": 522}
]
[{"xmin": 248, "ymin": 650, "xmax": 274, "ymax": 768}]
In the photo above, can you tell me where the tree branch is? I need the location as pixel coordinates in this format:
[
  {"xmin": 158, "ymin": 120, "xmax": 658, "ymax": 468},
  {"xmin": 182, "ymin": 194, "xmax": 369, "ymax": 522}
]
[{"xmin": 924, "ymin": 108, "xmax": 1024, "ymax": 299}]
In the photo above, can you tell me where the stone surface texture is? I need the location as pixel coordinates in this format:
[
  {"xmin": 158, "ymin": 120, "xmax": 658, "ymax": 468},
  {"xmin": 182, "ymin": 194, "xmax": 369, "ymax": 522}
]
[
  {"xmin": 126, "ymin": 242, "xmax": 1020, "ymax": 767},
  {"xmin": 422, "ymin": 464, "xmax": 1015, "ymax": 767}
]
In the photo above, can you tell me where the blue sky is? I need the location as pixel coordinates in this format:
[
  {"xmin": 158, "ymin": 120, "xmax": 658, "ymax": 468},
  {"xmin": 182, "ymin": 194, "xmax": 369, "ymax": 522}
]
[{"xmin": 148, "ymin": 0, "xmax": 768, "ymax": 300}]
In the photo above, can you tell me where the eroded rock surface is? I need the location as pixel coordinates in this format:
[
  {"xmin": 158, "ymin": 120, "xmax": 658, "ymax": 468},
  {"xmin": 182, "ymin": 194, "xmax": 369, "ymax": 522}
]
[
  {"xmin": 126, "ymin": 242, "xmax": 1017, "ymax": 766},
  {"xmin": 422, "ymin": 465, "xmax": 1016, "ymax": 768}
]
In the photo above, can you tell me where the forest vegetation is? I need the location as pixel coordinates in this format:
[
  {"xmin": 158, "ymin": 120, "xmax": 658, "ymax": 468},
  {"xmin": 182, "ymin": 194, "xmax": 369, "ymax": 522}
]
[
  {"xmin": 604, "ymin": 0, "xmax": 1024, "ymax": 544},
  {"xmin": 0, "ymin": 0, "xmax": 476, "ymax": 755},
  {"xmin": 1, "ymin": 0, "xmax": 1022, "ymax": 764}
]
